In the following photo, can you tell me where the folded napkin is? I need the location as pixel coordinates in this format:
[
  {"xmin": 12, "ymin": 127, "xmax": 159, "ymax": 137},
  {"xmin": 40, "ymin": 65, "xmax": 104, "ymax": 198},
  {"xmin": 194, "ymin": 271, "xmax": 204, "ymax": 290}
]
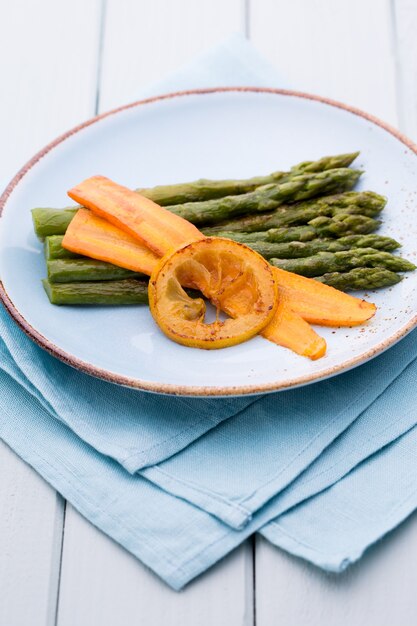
[
  {"xmin": 1, "ymin": 33, "xmax": 417, "ymax": 589},
  {"xmin": 0, "ymin": 307, "xmax": 256, "ymax": 471},
  {"xmin": 141, "ymin": 333, "xmax": 417, "ymax": 529},
  {"xmin": 134, "ymin": 33, "xmax": 290, "ymax": 101},
  {"xmin": 262, "ymin": 424, "xmax": 417, "ymax": 571},
  {"xmin": 2, "ymin": 330, "xmax": 417, "ymax": 589}
]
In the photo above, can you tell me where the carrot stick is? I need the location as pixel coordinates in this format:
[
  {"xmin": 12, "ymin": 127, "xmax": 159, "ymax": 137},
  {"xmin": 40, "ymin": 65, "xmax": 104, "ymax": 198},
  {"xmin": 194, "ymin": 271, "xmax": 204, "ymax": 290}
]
[
  {"xmin": 62, "ymin": 208, "xmax": 159, "ymax": 274},
  {"xmin": 68, "ymin": 176, "xmax": 204, "ymax": 256}
]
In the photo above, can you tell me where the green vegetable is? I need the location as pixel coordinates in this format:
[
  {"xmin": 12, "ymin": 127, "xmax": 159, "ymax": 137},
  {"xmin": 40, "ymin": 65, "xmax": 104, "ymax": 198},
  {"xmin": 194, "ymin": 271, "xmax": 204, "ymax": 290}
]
[
  {"xmin": 168, "ymin": 168, "xmax": 363, "ymax": 225},
  {"xmin": 42, "ymin": 279, "xmax": 149, "ymax": 305},
  {"xmin": 214, "ymin": 214, "xmax": 380, "ymax": 244},
  {"xmin": 32, "ymin": 208, "xmax": 77, "ymax": 239},
  {"xmin": 235, "ymin": 234, "xmax": 400, "ymax": 260},
  {"xmin": 270, "ymin": 248, "xmax": 416, "ymax": 277},
  {"xmin": 269, "ymin": 213, "xmax": 381, "ymax": 240},
  {"xmin": 315, "ymin": 268, "xmax": 402, "ymax": 291},
  {"xmin": 47, "ymin": 259, "xmax": 142, "ymax": 283},
  {"xmin": 136, "ymin": 152, "xmax": 360, "ymax": 205},
  {"xmin": 45, "ymin": 235, "xmax": 79, "ymax": 260},
  {"xmin": 326, "ymin": 234, "xmax": 400, "ymax": 251},
  {"xmin": 33, "ymin": 151, "xmax": 414, "ymax": 296},
  {"xmin": 203, "ymin": 191, "xmax": 385, "ymax": 233},
  {"xmin": 305, "ymin": 213, "xmax": 380, "ymax": 237},
  {"xmin": 35, "ymin": 192, "xmax": 379, "ymax": 241},
  {"xmin": 213, "ymin": 231, "xmax": 269, "ymax": 243},
  {"xmin": 31, "ymin": 153, "xmax": 361, "ymax": 238},
  {"xmin": 216, "ymin": 216, "xmax": 375, "ymax": 244}
]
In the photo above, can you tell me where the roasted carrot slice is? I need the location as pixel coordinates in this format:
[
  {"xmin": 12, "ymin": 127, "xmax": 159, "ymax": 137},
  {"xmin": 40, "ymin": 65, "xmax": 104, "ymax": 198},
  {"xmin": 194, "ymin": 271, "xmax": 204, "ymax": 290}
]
[
  {"xmin": 68, "ymin": 176, "xmax": 204, "ymax": 256},
  {"xmin": 262, "ymin": 292, "xmax": 327, "ymax": 360},
  {"xmin": 62, "ymin": 208, "xmax": 159, "ymax": 274},
  {"xmin": 65, "ymin": 175, "xmax": 375, "ymax": 359},
  {"xmin": 271, "ymin": 267, "xmax": 376, "ymax": 327}
]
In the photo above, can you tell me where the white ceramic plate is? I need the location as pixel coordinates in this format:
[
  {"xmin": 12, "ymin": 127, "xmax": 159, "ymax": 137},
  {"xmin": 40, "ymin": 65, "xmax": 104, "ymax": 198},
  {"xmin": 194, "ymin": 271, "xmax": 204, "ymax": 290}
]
[{"xmin": 1, "ymin": 88, "xmax": 417, "ymax": 396}]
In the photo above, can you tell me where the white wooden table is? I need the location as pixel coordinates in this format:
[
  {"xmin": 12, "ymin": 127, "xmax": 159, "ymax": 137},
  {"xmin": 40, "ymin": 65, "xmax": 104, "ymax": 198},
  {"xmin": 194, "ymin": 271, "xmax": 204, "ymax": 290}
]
[{"xmin": 1, "ymin": 1, "xmax": 417, "ymax": 624}]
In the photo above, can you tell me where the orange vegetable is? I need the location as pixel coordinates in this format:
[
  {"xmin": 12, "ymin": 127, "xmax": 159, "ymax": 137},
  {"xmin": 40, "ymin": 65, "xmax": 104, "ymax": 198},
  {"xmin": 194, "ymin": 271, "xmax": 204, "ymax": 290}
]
[
  {"xmin": 148, "ymin": 238, "xmax": 278, "ymax": 349},
  {"xmin": 261, "ymin": 291, "xmax": 326, "ymax": 360},
  {"xmin": 66, "ymin": 175, "xmax": 376, "ymax": 360},
  {"xmin": 271, "ymin": 267, "xmax": 376, "ymax": 327},
  {"xmin": 67, "ymin": 176, "xmax": 204, "ymax": 256},
  {"xmin": 62, "ymin": 208, "xmax": 159, "ymax": 274}
]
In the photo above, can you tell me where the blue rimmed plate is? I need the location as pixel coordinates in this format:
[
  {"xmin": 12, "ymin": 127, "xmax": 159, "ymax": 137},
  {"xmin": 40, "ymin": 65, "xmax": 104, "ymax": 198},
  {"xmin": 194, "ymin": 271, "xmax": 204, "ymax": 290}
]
[{"xmin": 1, "ymin": 88, "xmax": 417, "ymax": 396}]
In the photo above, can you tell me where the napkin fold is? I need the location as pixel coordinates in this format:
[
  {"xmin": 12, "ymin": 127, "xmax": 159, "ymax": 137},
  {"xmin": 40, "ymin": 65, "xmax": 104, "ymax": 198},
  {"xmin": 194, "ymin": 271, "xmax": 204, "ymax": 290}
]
[
  {"xmin": 2, "ymin": 335, "xmax": 417, "ymax": 589},
  {"xmin": 1, "ymin": 33, "xmax": 417, "ymax": 590},
  {"xmin": 137, "ymin": 33, "xmax": 290, "ymax": 100},
  {"xmin": 0, "ymin": 307, "xmax": 255, "ymax": 471},
  {"xmin": 142, "ymin": 334, "xmax": 417, "ymax": 528},
  {"xmin": 262, "ymin": 424, "xmax": 417, "ymax": 571}
]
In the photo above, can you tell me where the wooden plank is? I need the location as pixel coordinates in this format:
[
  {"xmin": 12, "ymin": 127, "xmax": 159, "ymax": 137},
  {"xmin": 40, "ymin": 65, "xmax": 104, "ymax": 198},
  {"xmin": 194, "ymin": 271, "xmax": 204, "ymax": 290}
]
[
  {"xmin": 392, "ymin": 0, "xmax": 417, "ymax": 140},
  {"xmin": 99, "ymin": 0, "xmax": 244, "ymax": 111},
  {"xmin": 57, "ymin": 505, "xmax": 254, "ymax": 626},
  {"xmin": 0, "ymin": 440, "xmax": 65, "ymax": 626},
  {"xmin": 250, "ymin": 2, "xmax": 417, "ymax": 623},
  {"xmin": 0, "ymin": 0, "xmax": 101, "ymax": 186},
  {"xmin": 0, "ymin": 1, "xmax": 102, "ymax": 623},
  {"xmin": 250, "ymin": 0, "xmax": 398, "ymax": 125},
  {"xmin": 255, "ymin": 517, "xmax": 417, "ymax": 626},
  {"xmin": 56, "ymin": 4, "xmax": 255, "ymax": 622}
]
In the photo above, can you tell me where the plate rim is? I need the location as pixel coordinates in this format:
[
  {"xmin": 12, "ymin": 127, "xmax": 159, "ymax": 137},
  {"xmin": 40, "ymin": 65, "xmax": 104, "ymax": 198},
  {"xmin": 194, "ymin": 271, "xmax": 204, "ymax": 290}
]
[{"xmin": 1, "ymin": 86, "xmax": 417, "ymax": 397}]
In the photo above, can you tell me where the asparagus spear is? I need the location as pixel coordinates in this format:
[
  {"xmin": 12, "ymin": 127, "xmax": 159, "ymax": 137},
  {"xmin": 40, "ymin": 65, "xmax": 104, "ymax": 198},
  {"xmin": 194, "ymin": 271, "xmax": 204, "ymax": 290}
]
[
  {"xmin": 305, "ymin": 213, "xmax": 377, "ymax": 238},
  {"xmin": 215, "ymin": 214, "xmax": 380, "ymax": 244},
  {"xmin": 215, "ymin": 215, "xmax": 384, "ymax": 245},
  {"xmin": 210, "ymin": 231, "xmax": 273, "ymax": 243},
  {"xmin": 34, "ymin": 192, "xmax": 377, "ymax": 241},
  {"xmin": 32, "ymin": 208, "xmax": 77, "ymax": 239},
  {"xmin": 42, "ymin": 265, "xmax": 402, "ymax": 307},
  {"xmin": 203, "ymin": 191, "xmax": 385, "ymax": 234},
  {"xmin": 32, "ymin": 153, "xmax": 361, "ymax": 238},
  {"xmin": 136, "ymin": 152, "xmax": 360, "ymax": 205},
  {"xmin": 47, "ymin": 259, "xmax": 142, "ymax": 283},
  {"xmin": 229, "ymin": 234, "xmax": 400, "ymax": 260},
  {"xmin": 168, "ymin": 168, "xmax": 363, "ymax": 225},
  {"xmin": 45, "ymin": 211, "xmax": 384, "ymax": 263},
  {"xmin": 315, "ymin": 268, "xmax": 402, "ymax": 291},
  {"xmin": 42, "ymin": 265, "xmax": 402, "ymax": 306},
  {"xmin": 291, "ymin": 213, "xmax": 381, "ymax": 238},
  {"xmin": 44, "ymin": 234, "xmax": 402, "ymax": 286},
  {"xmin": 42, "ymin": 279, "xmax": 202, "ymax": 305},
  {"xmin": 44, "ymin": 230, "xmax": 398, "ymax": 272},
  {"xmin": 43, "ymin": 279, "xmax": 149, "ymax": 305},
  {"xmin": 324, "ymin": 234, "xmax": 400, "ymax": 251},
  {"xmin": 33, "ymin": 185, "xmax": 376, "ymax": 242},
  {"xmin": 270, "ymin": 248, "xmax": 416, "ymax": 277},
  {"xmin": 45, "ymin": 235, "xmax": 79, "ymax": 260},
  {"xmin": 204, "ymin": 206, "xmax": 378, "ymax": 234}
]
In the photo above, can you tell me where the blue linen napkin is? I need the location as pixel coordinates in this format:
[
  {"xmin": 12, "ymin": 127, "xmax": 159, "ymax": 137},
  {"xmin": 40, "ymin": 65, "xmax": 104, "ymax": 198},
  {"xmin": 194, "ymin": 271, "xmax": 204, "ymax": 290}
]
[
  {"xmin": 134, "ymin": 33, "xmax": 290, "ymax": 101},
  {"xmin": 1, "ymin": 33, "xmax": 417, "ymax": 589},
  {"xmin": 2, "ymin": 335, "xmax": 417, "ymax": 589},
  {"xmin": 141, "ymin": 335, "xmax": 417, "ymax": 528},
  {"xmin": 261, "ymin": 425, "xmax": 417, "ymax": 572},
  {"xmin": 0, "ymin": 306, "xmax": 256, "ymax": 470},
  {"xmin": 3, "ymin": 293, "xmax": 416, "ymax": 532},
  {"xmin": 4, "ymin": 284, "xmax": 417, "ymax": 528}
]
